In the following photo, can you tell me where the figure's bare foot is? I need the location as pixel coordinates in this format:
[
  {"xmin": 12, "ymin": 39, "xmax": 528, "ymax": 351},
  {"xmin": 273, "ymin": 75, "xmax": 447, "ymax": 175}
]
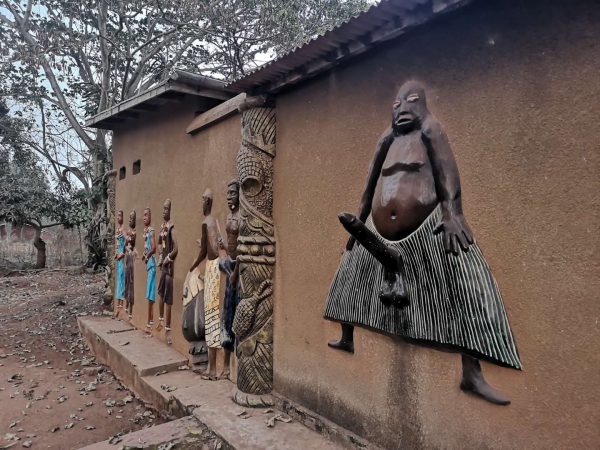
[
  {"xmin": 201, "ymin": 372, "xmax": 218, "ymax": 381},
  {"xmin": 217, "ymin": 369, "xmax": 230, "ymax": 380},
  {"xmin": 328, "ymin": 339, "xmax": 354, "ymax": 353},
  {"xmin": 460, "ymin": 354, "xmax": 510, "ymax": 405},
  {"xmin": 460, "ymin": 378, "xmax": 510, "ymax": 405},
  {"xmin": 156, "ymin": 318, "xmax": 164, "ymax": 331}
]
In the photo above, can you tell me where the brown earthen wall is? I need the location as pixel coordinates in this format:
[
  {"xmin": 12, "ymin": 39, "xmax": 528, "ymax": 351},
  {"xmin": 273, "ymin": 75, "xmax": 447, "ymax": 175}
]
[
  {"xmin": 112, "ymin": 97, "xmax": 240, "ymax": 360},
  {"xmin": 272, "ymin": 0, "xmax": 599, "ymax": 448}
]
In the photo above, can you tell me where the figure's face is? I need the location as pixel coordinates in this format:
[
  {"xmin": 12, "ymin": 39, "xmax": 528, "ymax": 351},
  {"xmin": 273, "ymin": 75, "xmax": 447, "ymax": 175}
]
[
  {"xmin": 392, "ymin": 82, "xmax": 428, "ymax": 134},
  {"xmin": 202, "ymin": 191, "xmax": 212, "ymax": 216},
  {"xmin": 143, "ymin": 209, "xmax": 151, "ymax": 227},
  {"xmin": 116, "ymin": 211, "xmax": 123, "ymax": 225},
  {"xmin": 162, "ymin": 201, "xmax": 171, "ymax": 221},
  {"xmin": 226, "ymin": 185, "xmax": 239, "ymax": 211},
  {"xmin": 129, "ymin": 211, "xmax": 136, "ymax": 228}
]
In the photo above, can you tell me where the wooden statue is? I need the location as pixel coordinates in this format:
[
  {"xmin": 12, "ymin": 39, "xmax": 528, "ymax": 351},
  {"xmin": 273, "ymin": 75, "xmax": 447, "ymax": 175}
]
[
  {"xmin": 190, "ymin": 188, "xmax": 225, "ymax": 380},
  {"xmin": 218, "ymin": 179, "xmax": 241, "ymax": 379},
  {"xmin": 114, "ymin": 210, "xmax": 126, "ymax": 316},
  {"xmin": 325, "ymin": 81, "xmax": 521, "ymax": 405},
  {"xmin": 142, "ymin": 207, "xmax": 157, "ymax": 331},
  {"xmin": 157, "ymin": 199, "xmax": 178, "ymax": 337},
  {"xmin": 124, "ymin": 210, "xmax": 137, "ymax": 320}
]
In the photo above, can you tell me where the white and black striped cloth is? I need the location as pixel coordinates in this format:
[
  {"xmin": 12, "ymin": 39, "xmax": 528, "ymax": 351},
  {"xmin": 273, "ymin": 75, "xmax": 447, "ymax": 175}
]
[{"xmin": 324, "ymin": 207, "xmax": 521, "ymax": 369}]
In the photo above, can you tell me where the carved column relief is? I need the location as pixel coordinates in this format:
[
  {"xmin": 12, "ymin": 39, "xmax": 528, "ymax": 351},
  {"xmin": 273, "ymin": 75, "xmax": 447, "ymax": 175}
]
[{"xmin": 232, "ymin": 102, "xmax": 276, "ymax": 407}]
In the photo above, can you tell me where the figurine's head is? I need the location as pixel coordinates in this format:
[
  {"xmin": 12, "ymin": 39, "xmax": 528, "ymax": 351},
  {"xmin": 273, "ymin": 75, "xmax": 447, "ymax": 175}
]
[
  {"xmin": 202, "ymin": 189, "xmax": 213, "ymax": 216},
  {"xmin": 129, "ymin": 210, "xmax": 136, "ymax": 228},
  {"xmin": 143, "ymin": 207, "xmax": 151, "ymax": 227},
  {"xmin": 392, "ymin": 81, "xmax": 428, "ymax": 134},
  {"xmin": 163, "ymin": 199, "xmax": 171, "ymax": 221},
  {"xmin": 226, "ymin": 180, "xmax": 240, "ymax": 212},
  {"xmin": 116, "ymin": 210, "xmax": 123, "ymax": 225}
]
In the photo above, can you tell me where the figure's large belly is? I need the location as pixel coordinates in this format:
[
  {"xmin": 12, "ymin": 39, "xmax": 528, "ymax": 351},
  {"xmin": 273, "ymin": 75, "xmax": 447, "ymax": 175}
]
[{"xmin": 372, "ymin": 167, "xmax": 438, "ymax": 241}]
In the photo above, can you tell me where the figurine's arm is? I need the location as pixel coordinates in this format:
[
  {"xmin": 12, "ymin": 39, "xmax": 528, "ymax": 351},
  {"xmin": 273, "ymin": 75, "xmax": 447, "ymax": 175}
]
[
  {"xmin": 190, "ymin": 223, "xmax": 208, "ymax": 271},
  {"xmin": 422, "ymin": 119, "xmax": 473, "ymax": 255},
  {"xmin": 346, "ymin": 128, "xmax": 394, "ymax": 251},
  {"xmin": 164, "ymin": 227, "xmax": 178, "ymax": 267},
  {"xmin": 148, "ymin": 229, "xmax": 157, "ymax": 258}
]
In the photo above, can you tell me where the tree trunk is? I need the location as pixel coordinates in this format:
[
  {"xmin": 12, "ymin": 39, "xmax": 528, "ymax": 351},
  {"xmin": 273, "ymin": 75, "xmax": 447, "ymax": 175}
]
[{"xmin": 33, "ymin": 227, "xmax": 46, "ymax": 269}]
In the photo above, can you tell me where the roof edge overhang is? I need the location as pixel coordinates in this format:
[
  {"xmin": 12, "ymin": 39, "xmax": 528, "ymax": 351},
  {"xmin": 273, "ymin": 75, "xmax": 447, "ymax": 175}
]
[{"xmin": 85, "ymin": 70, "xmax": 234, "ymax": 130}]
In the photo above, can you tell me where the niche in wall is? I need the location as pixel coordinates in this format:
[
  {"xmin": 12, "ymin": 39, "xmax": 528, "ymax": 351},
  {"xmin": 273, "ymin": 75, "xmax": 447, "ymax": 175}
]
[
  {"xmin": 133, "ymin": 159, "xmax": 141, "ymax": 175},
  {"xmin": 119, "ymin": 166, "xmax": 126, "ymax": 180}
]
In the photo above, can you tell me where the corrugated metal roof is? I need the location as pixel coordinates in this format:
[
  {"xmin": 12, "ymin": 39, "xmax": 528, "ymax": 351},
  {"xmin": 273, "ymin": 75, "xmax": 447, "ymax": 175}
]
[{"xmin": 226, "ymin": 0, "xmax": 471, "ymax": 94}]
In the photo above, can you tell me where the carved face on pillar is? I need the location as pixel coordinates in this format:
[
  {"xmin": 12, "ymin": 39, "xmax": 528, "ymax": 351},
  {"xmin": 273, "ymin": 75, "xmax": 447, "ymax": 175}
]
[
  {"xmin": 392, "ymin": 81, "xmax": 429, "ymax": 134},
  {"xmin": 163, "ymin": 199, "xmax": 171, "ymax": 222},
  {"xmin": 202, "ymin": 189, "xmax": 213, "ymax": 216},
  {"xmin": 226, "ymin": 181, "xmax": 240, "ymax": 212},
  {"xmin": 117, "ymin": 210, "xmax": 123, "ymax": 226},
  {"xmin": 129, "ymin": 210, "xmax": 136, "ymax": 229}
]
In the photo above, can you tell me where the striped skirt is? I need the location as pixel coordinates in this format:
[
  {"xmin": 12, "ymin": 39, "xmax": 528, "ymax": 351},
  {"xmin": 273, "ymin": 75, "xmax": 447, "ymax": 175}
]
[{"xmin": 324, "ymin": 206, "xmax": 521, "ymax": 369}]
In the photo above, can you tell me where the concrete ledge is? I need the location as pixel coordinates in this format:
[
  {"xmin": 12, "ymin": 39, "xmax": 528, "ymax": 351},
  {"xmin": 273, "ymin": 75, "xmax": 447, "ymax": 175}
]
[
  {"xmin": 79, "ymin": 316, "xmax": 356, "ymax": 450},
  {"xmin": 79, "ymin": 416, "xmax": 230, "ymax": 450},
  {"xmin": 78, "ymin": 316, "xmax": 187, "ymax": 406}
]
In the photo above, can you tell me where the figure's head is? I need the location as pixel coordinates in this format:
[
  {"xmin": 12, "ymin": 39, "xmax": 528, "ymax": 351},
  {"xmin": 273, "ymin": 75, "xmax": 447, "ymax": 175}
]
[
  {"xmin": 163, "ymin": 199, "xmax": 171, "ymax": 221},
  {"xmin": 392, "ymin": 80, "xmax": 429, "ymax": 134},
  {"xmin": 116, "ymin": 210, "xmax": 123, "ymax": 225},
  {"xmin": 226, "ymin": 180, "xmax": 240, "ymax": 211},
  {"xmin": 143, "ymin": 207, "xmax": 151, "ymax": 227},
  {"xmin": 202, "ymin": 189, "xmax": 213, "ymax": 216},
  {"xmin": 129, "ymin": 210, "xmax": 136, "ymax": 228}
]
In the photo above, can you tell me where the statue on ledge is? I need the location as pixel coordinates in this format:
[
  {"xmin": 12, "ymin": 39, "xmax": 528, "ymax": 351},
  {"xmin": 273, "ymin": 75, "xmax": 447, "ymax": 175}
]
[{"xmin": 324, "ymin": 81, "xmax": 521, "ymax": 406}]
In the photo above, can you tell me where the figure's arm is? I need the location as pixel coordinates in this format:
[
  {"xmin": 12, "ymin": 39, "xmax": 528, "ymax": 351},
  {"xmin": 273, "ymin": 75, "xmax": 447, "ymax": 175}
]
[
  {"xmin": 190, "ymin": 223, "xmax": 208, "ymax": 271},
  {"xmin": 148, "ymin": 229, "xmax": 157, "ymax": 258},
  {"xmin": 346, "ymin": 128, "xmax": 394, "ymax": 251},
  {"xmin": 164, "ymin": 227, "xmax": 178, "ymax": 267},
  {"xmin": 229, "ymin": 259, "xmax": 239, "ymax": 285},
  {"xmin": 422, "ymin": 119, "xmax": 473, "ymax": 255}
]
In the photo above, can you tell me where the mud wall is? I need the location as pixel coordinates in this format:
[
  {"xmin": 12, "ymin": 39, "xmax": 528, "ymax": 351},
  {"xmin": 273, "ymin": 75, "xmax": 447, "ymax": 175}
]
[
  {"xmin": 271, "ymin": 0, "xmax": 599, "ymax": 448},
  {"xmin": 112, "ymin": 97, "xmax": 240, "ymax": 360}
]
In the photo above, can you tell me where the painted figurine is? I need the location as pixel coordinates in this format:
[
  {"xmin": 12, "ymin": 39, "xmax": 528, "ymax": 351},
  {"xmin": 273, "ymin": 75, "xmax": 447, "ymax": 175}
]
[
  {"xmin": 125, "ymin": 210, "xmax": 137, "ymax": 320},
  {"xmin": 157, "ymin": 199, "xmax": 178, "ymax": 336},
  {"xmin": 324, "ymin": 81, "xmax": 521, "ymax": 405},
  {"xmin": 114, "ymin": 210, "xmax": 126, "ymax": 316},
  {"xmin": 142, "ymin": 207, "xmax": 157, "ymax": 331},
  {"xmin": 218, "ymin": 179, "xmax": 241, "ymax": 379},
  {"xmin": 190, "ymin": 188, "xmax": 224, "ymax": 380}
]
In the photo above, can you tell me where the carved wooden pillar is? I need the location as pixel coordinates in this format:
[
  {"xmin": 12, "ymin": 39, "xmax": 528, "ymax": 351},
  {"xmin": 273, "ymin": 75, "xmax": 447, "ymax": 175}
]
[{"xmin": 232, "ymin": 99, "xmax": 276, "ymax": 407}]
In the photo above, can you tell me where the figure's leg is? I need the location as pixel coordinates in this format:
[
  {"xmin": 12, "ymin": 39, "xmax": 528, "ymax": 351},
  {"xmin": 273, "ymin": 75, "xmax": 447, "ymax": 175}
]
[
  {"xmin": 219, "ymin": 349, "xmax": 231, "ymax": 379},
  {"xmin": 146, "ymin": 300, "xmax": 154, "ymax": 332},
  {"xmin": 460, "ymin": 354, "xmax": 510, "ymax": 405},
  {"xmin": 202, "ymin": 348, "xmax": 217, "ymax": 380},
  {"xmin": 328, "ymin": 322, "xmax": 355, "ymax": 353},
  {"xmin": 165, "ymin": 304, "xmax": 172, "ymax": 330},
  {"xmin": 338, "ymin": 213, "xmax": 408, "ymax": 307}
]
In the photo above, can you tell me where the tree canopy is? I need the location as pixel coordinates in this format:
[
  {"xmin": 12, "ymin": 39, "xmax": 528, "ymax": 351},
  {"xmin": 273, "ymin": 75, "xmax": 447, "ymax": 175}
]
[{"xmin": 0, "ymin": 0, "xmax": 370, "ymax": 267}]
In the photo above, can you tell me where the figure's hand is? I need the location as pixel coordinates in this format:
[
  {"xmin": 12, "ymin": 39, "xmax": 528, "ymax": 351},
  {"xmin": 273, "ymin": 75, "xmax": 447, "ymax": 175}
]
[
  {"xmin": 229, "ymin": 272, "xmax": 238, "ymax": 285},
  {"xmin": 433, "ymin": 214, "xmax": 473, "ymax": 255}
]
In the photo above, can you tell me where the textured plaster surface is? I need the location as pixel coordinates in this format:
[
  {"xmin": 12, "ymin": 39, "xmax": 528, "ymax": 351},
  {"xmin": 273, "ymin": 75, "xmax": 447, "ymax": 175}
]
[
  {"xmin": 112, "ymin": 97, "xmax": 239, "ymax": 365},
  {"xmin": 272, "ymin": 0, "xmax": 600, "ymax": 448}
]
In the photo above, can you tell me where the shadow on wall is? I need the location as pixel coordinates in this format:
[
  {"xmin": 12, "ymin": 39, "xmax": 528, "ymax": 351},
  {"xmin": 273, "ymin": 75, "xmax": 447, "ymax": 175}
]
[{"xmin": 0, "ymin": 223, "xmax": 84, "ymax": 269}]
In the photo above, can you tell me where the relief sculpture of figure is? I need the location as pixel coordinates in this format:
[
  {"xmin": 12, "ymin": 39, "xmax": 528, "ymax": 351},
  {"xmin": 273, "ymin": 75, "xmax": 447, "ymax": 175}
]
[
  {"xmin": 218, "ymin": 179, "xmax": 242, "ymax": 379},
  {"xmin": 124, "ymin": 210, "xmax": 137, "ymax": 320},
  {"xmin": 190, "ymin": 189, "xmax": 225, "ymax": 380},
  {"xmin": 232, "ymin": 98, "xmax": 276, "ymax": 407},
  {"xmin": 114, "ymin": 210, "xmax": 126, "ymax": 317},
  {"xmin": 142, "ymin": 207, "xmax": 157, "ymax": 332},
  {"xmin": 157, "ymin": 199, "xmax": 178, "ymax": 340},
  {"xmin": 324, "ymin": 81, "xmax": 521, "ymax": 405}
]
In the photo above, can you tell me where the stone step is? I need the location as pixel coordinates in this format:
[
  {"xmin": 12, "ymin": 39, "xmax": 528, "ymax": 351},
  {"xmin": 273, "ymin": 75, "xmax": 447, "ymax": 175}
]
[{"xmin": 78, "ymin": 316, "xmax": 346, "ymax": 450}]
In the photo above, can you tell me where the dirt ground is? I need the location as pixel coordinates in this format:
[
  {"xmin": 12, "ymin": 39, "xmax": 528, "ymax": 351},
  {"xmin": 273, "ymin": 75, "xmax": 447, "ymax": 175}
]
[{"xmin": 0, "ymin": 269, "xmax": 165, "ymax": 450}]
